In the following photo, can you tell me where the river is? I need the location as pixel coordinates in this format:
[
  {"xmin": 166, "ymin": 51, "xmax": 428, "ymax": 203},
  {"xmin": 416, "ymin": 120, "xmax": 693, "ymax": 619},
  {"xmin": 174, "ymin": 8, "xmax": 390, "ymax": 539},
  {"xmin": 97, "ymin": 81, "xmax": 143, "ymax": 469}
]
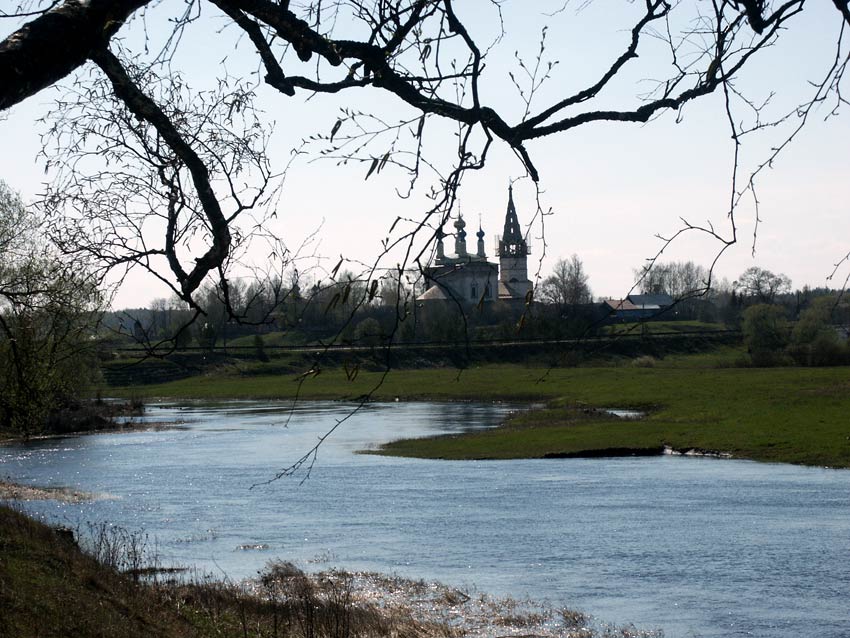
[{"xmin": 1, "ymin": 400, "xmax": 848, "ymax": 637}]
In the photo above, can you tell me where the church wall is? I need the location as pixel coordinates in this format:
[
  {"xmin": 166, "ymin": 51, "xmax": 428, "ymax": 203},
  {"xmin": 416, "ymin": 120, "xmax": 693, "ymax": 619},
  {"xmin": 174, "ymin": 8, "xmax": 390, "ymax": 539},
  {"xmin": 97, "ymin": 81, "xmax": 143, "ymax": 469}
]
[{"xmin": 423, "ymin": 261, "xmax": 499, "ymax": 304}]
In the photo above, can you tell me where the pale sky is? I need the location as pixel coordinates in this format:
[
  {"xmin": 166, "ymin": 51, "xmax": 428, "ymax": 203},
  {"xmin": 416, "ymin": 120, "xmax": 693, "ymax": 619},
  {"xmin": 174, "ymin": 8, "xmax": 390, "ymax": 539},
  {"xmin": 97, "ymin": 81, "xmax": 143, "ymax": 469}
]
[{"xmin": 1, "ymin": 1, "xmax": 848, "ymax": 309}]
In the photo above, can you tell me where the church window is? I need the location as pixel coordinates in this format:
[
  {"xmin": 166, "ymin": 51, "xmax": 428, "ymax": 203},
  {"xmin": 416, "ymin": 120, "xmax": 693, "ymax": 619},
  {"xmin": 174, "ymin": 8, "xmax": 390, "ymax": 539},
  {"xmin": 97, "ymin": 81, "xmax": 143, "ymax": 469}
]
[{"xmin": 471, "ymin": 284, "xmax": 478, "ymax": 299}]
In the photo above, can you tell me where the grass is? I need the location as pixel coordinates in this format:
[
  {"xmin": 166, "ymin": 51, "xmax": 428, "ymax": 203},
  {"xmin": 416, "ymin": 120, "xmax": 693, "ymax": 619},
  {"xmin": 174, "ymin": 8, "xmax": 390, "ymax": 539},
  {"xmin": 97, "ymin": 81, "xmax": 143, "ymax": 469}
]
[
  {"xmin": 108, "ymin": 353, "xmax": 850, "ymax": 469},
  {"xmin": 376, "ymin": 365, "xmax": 850, "ymax": 468},
  {"xmin": 109, "ymin": 363, "xmax": 568, "ymax": 402},
  {"xmin": 225, "ymin": 331, "xmax": 308, "ymax": 348},
  {"xmin": 600, "ymin": 320, "xmax": 728, "ymax": 335},
  {"xmin": 0, "ymin": 504, "xmax": 190, "ymax": 638}
]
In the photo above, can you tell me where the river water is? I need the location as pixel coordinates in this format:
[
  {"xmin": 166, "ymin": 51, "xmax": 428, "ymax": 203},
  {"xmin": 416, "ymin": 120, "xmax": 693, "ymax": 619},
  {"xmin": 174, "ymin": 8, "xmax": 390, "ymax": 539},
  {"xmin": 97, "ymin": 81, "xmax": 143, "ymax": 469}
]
[{"xmin": 1, "ymin": 401, "xmax": 848, "ymax": 637}]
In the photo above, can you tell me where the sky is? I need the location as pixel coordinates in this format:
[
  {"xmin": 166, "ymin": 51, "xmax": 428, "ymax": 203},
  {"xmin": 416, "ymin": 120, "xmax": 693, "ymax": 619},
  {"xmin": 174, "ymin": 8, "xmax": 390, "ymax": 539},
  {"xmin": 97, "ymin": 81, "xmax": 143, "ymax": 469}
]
[{"xmin": 1, "ymin": 1, "xmax": 849, "ymax": 309}]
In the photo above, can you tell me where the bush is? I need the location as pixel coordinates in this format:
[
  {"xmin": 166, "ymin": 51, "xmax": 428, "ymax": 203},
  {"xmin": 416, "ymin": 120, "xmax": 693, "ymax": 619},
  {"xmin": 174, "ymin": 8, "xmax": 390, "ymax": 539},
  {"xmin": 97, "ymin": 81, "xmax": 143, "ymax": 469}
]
[
  {"xmin": 742, "ymin": 304, "xmax": 789, "ymax": 367},
  {"xmin": 253, "ymin": 334, "xmax": 269, "ymax": 362},
  {"xmin": 792, "ymin": 296, "xmax": 835, "ymax": 344},
  {"xmin": 1, "ymin": 182, "xmax": 103, "ymax": 434},
  {"xmin": 810, "ymin": 332, "xmax": 846, "ymax": 366},
  {"xmin": 788, "ymin": 296, "xmax": 847, "ymax": 366},
  {"xmin": 353, "ymin": 317, "xmax": 383, "ymax": 347},
  {"xmin": 632, "ymin": 355, "xmax": 656, "ymax": 368}
]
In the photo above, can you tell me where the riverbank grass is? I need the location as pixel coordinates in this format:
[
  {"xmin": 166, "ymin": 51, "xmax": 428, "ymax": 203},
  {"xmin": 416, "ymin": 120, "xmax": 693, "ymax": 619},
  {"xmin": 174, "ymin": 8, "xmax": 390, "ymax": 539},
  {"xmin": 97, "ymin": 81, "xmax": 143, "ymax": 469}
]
[
  {"xmin": 376, "ymin": 366, "xmax": 850, "ymax": 468},
  {"xmin": 109, "ymin": 359, "xmax": 850, "ymax": 469}
]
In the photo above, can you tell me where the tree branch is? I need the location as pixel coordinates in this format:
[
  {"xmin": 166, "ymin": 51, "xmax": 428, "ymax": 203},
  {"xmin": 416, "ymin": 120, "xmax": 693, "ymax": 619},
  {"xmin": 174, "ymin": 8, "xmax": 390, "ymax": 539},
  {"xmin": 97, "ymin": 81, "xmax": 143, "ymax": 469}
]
[
  {"xmin": 0, "ymin": 0, "xmax": 151, "ymax": 110},
  {"xmin": 89, "ymin": 47, "xmax": 231, "ymax": 299}
]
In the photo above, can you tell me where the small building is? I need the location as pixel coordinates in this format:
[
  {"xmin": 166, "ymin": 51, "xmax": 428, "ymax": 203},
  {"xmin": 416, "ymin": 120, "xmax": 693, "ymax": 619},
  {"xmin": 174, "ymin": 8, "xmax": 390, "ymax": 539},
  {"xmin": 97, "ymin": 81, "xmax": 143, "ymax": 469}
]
[
  {"xmin": 602, "ymin": 298, "xmax": 640, "ymax": 320},
  {"xmin": 628, "ymin": 293, "xmax": 674, "ymax": 308},
  {"xmin": 601, "ymin": 293, "xmax": 675, "ymax": 322}
]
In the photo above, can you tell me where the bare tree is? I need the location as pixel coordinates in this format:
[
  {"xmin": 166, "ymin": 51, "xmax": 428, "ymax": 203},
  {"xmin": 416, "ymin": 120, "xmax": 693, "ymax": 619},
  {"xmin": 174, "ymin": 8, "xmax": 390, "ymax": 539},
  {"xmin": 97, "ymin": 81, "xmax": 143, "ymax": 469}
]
[
  {"xmin": 735, "ymin": 266, "xmax": 792, "ymax": 304},
  {"xmin": 539, "ymin": 255, "xmax": 592, "ymax": 307},
  {"xmin": 635, "ymin": 261, "xmax": 710, "ymax": 298}
]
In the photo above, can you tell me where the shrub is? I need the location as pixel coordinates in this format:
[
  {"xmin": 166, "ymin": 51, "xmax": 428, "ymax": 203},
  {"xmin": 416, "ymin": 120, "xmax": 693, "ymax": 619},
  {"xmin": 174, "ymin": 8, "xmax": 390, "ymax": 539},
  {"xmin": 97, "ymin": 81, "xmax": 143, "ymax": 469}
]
[
  {"xmin": 789, "ymin": 296, "xmax": 847, "ymax": 366},
  {"xmin": 742, "ymin": 304, "xmax": 789, "ymax": 366},
  {"xmin": 632, "ymin": 355, "xmax": 656, "ymax": 368},
  {"xmin": 253, "ymin": 334, "xmax": 269, "ymax": 362},
  {"xmin": 792, "ymin": 296, "xmax": 835, "ymax": 344},
  {"xmin": 353, "ymin": 317, "xmax": 383, "ymax": 347},
  {"xmin": 810, "ymin": 331, "xmax": 847, "ymax": 366}
]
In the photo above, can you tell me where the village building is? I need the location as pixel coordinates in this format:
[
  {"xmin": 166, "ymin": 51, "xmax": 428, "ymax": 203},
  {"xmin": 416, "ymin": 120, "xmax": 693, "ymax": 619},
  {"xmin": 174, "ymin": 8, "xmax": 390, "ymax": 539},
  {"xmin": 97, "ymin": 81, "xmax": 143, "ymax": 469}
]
[
  {"xmin": 417, "ymin": 185, "xmax": 532, "ymax": 307},
  {"xmin": 601, "ymin": 293, "xmax": 675, "ymax": 321}
]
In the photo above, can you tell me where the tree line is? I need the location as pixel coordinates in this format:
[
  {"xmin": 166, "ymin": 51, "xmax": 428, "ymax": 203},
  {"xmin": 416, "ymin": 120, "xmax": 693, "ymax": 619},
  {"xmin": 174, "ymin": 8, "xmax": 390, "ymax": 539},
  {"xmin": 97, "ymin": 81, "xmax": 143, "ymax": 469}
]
[{"xmin": 111, "ymin": 253, "xmax": 849, "ymax": 351}]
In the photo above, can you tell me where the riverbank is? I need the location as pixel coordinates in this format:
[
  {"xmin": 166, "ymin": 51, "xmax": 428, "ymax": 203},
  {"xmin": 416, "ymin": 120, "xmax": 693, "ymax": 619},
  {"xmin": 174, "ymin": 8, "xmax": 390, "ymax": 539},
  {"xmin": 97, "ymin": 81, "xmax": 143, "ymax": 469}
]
[
  {"xmin": 0, "ymin": 503, "xmax": 659, "ymax": 638},
  {"xmin": 0, "ymin": 398, "xmax": 168, "ymax": 444},
  {"xmin": 0, "ymin": 399, "xmax": 146, "ymax": 443},
  {"xmin": 373, "ymin": 365, "xmax": 850, "ymax": 468},
  {"xmin": 110, "ymin": 357, "xmax": 850, "ymax": 469},
  {"xmin": 0, "ymin": 479, "xmax": 94, "ymax": 502}
]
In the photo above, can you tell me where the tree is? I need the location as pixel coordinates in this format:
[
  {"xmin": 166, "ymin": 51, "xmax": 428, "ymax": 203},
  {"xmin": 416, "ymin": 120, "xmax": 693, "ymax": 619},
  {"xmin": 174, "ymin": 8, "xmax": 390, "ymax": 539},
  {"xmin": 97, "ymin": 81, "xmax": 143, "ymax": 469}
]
[
  {"xmin": 1, "ymin": 0, "xmax": 848, "ymax": 332},
  {"xmin": 735, "ymin": 267, "xmax": 792, "ymax": 304},
  {"xmin": 742, "ymin": 304, "xmax": 789, "ymax": 366},
  {"xmin": 539, "ymin": 255, "xmax": 592, "ymax": 307},
  {"xmin": 789, "ymin": 295, "xmax": 846, "ymax": 365},
  {"xmin": 0, "ymin": 182, "xmax": 103, "ymax": 434},
  {"xmin": 353, "ymin": 317, "xmax": 383, "ymax": 347},
  {"xmin": 633, "ymin": 260, "xmax": 718, "ymax": 319},
  {"xmin": 634, "ymin": 261, "xmax": 710, "ymax": 298}
]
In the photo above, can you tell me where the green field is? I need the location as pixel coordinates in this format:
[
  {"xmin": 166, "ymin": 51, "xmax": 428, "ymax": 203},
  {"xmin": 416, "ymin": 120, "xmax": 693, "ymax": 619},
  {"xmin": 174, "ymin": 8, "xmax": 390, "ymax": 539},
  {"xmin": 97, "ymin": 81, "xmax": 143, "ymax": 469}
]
[
  {"xmin": 110, "ymin": 353, "xmax": 850, "ymax": 469},
  {"xmin": 600, "ymin": 320, "xmax": 729, "ymax": 335},
  {"xmin": 376, "ymin": 365, "xmax": 850, "ymax": 468}
]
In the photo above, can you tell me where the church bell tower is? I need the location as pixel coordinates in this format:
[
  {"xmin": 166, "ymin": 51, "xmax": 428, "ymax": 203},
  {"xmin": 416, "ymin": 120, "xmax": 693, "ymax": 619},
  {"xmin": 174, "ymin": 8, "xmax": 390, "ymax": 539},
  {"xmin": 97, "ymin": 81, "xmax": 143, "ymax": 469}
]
[{"xmin": 496, "ymin": 185, "xmax": 532, "ymax": 300}]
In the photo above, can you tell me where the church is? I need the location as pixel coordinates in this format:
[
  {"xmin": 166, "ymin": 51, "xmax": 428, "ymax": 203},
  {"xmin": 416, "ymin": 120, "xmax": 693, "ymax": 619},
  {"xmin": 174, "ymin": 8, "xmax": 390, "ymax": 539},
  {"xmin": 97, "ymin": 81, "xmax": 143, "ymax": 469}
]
[{"xmin": 417, "ymin": 186, "xmax": 533, "ymax": 307}]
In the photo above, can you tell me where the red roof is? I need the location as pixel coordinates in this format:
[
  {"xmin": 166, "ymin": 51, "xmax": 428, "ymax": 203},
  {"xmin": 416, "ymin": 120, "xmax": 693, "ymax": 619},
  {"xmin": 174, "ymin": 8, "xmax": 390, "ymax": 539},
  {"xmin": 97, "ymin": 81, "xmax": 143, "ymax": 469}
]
[{"xmin": 603, "ymin": 298, "xmax": 640, "ymax": 311}]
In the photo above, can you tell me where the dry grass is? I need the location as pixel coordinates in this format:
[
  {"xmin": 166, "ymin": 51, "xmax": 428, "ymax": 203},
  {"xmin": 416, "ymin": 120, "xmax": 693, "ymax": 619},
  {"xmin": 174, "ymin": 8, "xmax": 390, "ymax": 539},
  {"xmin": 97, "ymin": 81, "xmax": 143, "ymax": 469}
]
[
  {"xmin": 0, "ymin": 478, "xmax": 95, "ymax": 502},
  {"xmin": 280, "ymin": 569, "xmax": 664, "ymax": 638}
]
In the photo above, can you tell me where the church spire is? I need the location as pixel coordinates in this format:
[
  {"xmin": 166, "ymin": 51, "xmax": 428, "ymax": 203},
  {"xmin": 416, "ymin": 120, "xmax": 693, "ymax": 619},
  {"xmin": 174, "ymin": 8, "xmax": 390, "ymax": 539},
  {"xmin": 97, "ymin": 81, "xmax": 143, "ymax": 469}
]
[{"xmin": 498, "ymin": 184, "xmax": 529, "ymax": 257}]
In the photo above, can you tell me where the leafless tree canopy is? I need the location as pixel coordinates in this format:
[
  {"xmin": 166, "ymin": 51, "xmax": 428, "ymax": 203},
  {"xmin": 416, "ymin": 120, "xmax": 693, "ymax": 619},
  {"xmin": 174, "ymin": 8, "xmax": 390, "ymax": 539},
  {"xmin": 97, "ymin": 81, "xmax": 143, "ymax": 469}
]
[
  {"xmin": 539, "ymin": 255, "xmax": 592, "ymax": 306},
  {"xmin": 735, "ymin": 265, "xmax": 792, "ymax": 303},
  {"xmin": 2, "ymin": 0, "xmax": 849, "ymax": 320}
]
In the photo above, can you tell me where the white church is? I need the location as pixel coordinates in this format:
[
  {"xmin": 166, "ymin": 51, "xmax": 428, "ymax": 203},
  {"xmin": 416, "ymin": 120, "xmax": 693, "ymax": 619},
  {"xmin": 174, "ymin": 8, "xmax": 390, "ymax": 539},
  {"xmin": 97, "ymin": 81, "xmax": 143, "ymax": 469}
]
[{"xmin": 417, "ymin": 185, "xmax": 533, "ymax": 307}]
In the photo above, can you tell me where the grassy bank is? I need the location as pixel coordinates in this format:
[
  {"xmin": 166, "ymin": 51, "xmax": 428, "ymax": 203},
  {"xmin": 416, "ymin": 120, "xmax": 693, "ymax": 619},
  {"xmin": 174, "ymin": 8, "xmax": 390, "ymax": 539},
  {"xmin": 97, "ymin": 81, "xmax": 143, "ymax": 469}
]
[
  {"xmin": 0, "ymin": 503, "xmax": 430, "ymax": 638},
  {"xmin": 111, "ymin": 363, "xmax": 568, "ymax": 402},
  {"xmin": 0, "ymin": 399, "xmax": 146, "ymax": 442},
  {"xmin": 376, "ymin": 365, "xmax": 850, "ymax": 468},
  {"xmin": 0, "ymin": 504, "xmax": 188, "ymax": 638},
  {"xmin": 110, "ymin": 354, "xmax": 850, "ymax": 469},
  {"xmin": 0, "ymin": 503, "xmax": 437, "ymax": 638}
]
